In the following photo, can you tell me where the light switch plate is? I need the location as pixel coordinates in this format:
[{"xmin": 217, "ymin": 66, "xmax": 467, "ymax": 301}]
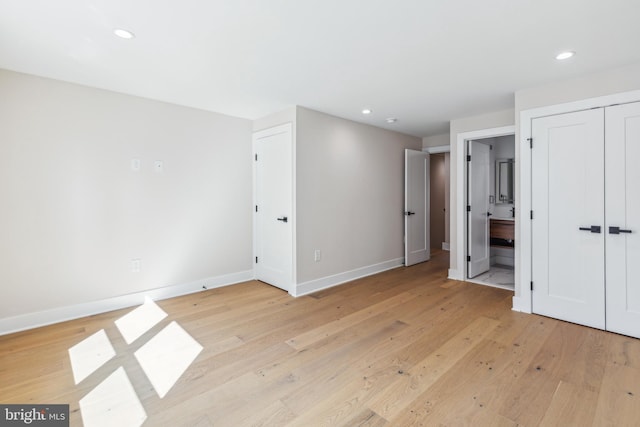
[{"xmin": 131, "ymin": 259, "xmax": 141, "ymax": 273}]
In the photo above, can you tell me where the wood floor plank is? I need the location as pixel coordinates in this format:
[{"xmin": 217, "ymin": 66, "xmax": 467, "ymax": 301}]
[
  {"xmin": 1, "ymin": 251, "xmax": 639, "ymax": 427},
  {"xmin": 496, "ymin": 320, "xmax": 603, "ymax": 426},
  {"xmin": 286, "ymin": 291, "xmax": 417, "ymax": 350},
  {"xmin": 592, "ymin": 362, "xmax": 640, "ymax": 426},
  {"xmin": 538, "ymin": 381, "xmax": 599, "ymax": 427},
  {"xmin": 367, "ymin": 315, "xmax": 500, "ymax": 421}
]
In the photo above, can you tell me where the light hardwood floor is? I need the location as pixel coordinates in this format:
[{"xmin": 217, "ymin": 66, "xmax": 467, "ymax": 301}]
[{"xmin": 1, "ymin": 251, "xmax": 639, "ymax": 426}]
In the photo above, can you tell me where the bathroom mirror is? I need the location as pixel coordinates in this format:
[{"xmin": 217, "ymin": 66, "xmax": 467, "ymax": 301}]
[{"xmin": 496, "ymin": 158, "xmax": 514, "ymax": 204}]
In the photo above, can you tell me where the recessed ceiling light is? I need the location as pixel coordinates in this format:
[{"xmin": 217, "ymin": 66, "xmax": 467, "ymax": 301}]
[
  {"xmin": 386, "ymin": 118, "xmax": 397, "ymax": 124},
  {"xmin": 114, "ymin": 29, "xmax": 135, "ymax": 39},
  {"xmin": 555, "ymin": 51, "xmax": 575, "ymax": 60},
  {"xmin": 362, "ymin": 109, "xmax": 372, "ymax": 115}
]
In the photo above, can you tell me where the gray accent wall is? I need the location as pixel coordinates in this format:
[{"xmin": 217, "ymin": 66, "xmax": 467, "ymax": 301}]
[{"xmin": 295, "ymin": 107, "xmax": 421, "ymax": 284}]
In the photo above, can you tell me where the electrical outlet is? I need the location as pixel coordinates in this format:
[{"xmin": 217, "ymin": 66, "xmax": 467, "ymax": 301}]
[
  {"xmin": 131, "ymin": 259, "xmax": 141, "ymax": 273},
  {"xmin": 131, "ymin": 158, "xmax": 141, "ymax": 171},
  {"xmin": 154, "ymin": 160, "xmax": 163, "ymax": 173},
  {"xmin": 314, "ymin": 249, "xmax": 321, "ymax": 262}
]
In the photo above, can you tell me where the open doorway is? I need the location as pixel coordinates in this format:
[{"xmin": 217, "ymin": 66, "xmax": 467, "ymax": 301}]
[
  {"xmin": 425, "ymin": 145, "xmax": 450, "ymax": 260},
  {"xmin": 454, "ymin": 126, "xmax": 515, "ymax": 291},
  {"xmin": 429, "ymin": 152, "xmax": 449, "ymax": 252},
  {"xmin": 466, "ymin": 135, "xmax": 515, "ymax": 290}
]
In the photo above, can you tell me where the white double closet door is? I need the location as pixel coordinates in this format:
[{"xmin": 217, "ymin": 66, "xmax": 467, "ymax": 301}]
[{"xmin": 532, "ymin": 102, "xmax": 640, "ymax": 338}]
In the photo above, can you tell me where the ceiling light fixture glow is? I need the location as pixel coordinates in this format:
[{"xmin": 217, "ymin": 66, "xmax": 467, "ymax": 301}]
[
  {"xmin": 114, "ymin": 29, "xmax": 135, "ymax": 39},
  {"xmin": 386, "ymin": 118, "xmax": 397, "ymax": 123},
  {"xmin": 555, "ymin": 51, "xmax": 575, "ymax": 60},
  {"xmin": 362, "ymin": 109, "xmax": 372, "ymax": 115}
]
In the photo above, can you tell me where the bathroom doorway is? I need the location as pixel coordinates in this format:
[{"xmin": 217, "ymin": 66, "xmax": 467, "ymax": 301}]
[{"xmin": 466, "ymin": 134, "xmax": 515, "ymax": 290}]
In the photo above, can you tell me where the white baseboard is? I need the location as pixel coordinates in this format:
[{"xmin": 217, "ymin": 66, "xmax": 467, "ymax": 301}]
[
  {"xmin": 0, "ymin": 270, "xmax": 254, "ymax": 336},
  {"xmin": 448, "ymin": 268, "xmax": 463, "ymax": 281},
  {"xmin": 293, "ymin": 258, "xmax": 404, "ymax": 297},
  {"xmin": 442, "ymin": 242, "xmax": 450, "ymax": 251},
  {"xmin": 511, "ymin": 296, "xmax": 532, "ymax": 313}
]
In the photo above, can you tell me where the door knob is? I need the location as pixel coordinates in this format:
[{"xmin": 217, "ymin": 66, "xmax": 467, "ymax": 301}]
[
  {"xmin": 609, "ymin": 226, "xmax": 632, "ymax": 234},
  {"xmin": 277, "ymin": 216, "xmax": 288, "ymax": 223},
  {"xmin": 487, "ymin": 212, "xmax": 493, "ymax": 217},
  {"xmin": 579, "ymin": 225, "xmax": 601, "ymax": 233}
]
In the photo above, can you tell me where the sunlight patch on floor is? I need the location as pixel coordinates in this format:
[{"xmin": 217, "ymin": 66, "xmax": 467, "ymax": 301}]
[
  {"xmin": 78, "ymin": 367, "xmax": 147, "ymax": 427},
  {"xmin": 69, "ymin": 298, "xmax": 204, "ymax": 424},
  {"xmin": 134, "ymin": 321, "xmax": 203, "ymax": 398},
  {"xmin": 115, "ymin": 298, "xmax": 167, "ymax": 345},
  {"xmin": 68, "ymin": 329, "xmax": 116, "ymax": 384}
]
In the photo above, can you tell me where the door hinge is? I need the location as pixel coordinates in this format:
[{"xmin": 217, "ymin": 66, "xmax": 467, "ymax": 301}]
[
  {"xmin": 467, "ymin": 155, "xmax": 471, "ymax": 161},
  {"xmin": 530, "ymin": 281, "xmax": 534, "ymax": 291},
  {"xmin": 527, "ymin": 138, "xmax": 533, "ymax": 149},
  {"xmin": 530, "ymin": 210, "xmax": 534, "ymax": 220},
  {"xmin": 467, "ymin": 255, "xmax": 471, "ymax": 262},
  {"xmin": 254, "ymin": 154, "xmax": 258, "ymax": 161},
  {"xmin": 467, "ymin": 205, "xmax": 471, "ymax": 212},
  {"xmin": 255, "ymin": 205, "xmax": 258, "ymax": 212},
  {"xmin": 255, "ymin": 256, "xmax": 258, "ymax": 263}
]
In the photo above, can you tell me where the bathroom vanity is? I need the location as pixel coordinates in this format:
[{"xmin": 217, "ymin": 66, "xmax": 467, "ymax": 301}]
[{"xmin": 490, "ymin": 218, "xmax": 514, "ymax": 248}]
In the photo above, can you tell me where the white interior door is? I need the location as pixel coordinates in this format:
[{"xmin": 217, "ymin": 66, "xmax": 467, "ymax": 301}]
[
  {"xmin": 404, "ymin": 149, "xmax": 430, "ymax": 266},
  {"xmin": 467, "ymin": 140, "xmax": 490, "ymax": 278},
  {"xmin": 531, "ymin": 109, "xmax": 605, "ymax": 329},
  {"xmin": 254, "ymin": 124, "xmax": 293, "ymax": 292},
  {"xmin": 605, "ymin": 102, "xmax": 640, "ymax": 338}
]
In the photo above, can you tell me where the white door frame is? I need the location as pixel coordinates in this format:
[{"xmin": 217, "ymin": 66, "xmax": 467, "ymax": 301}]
[
  {"xmin": 516, "ymin": 89, "xmax": 640, "ymax": 313},
  {"xmin": 252, "ymin": 123, "xmax": 297, "ymax": 295},
  {"xmin": 454, "ymin": 125, "xmax": 515, "ymax": 284},
  {"xmin": 424, "ymin": 145, "xmax": 450, "ymax": 154}
]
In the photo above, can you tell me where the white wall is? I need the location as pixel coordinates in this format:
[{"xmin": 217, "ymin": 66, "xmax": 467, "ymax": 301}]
[
  {"xmin": 295, "ymin": 107, "xmax": 421, "ymax": 288},
  {"xmin": 253, "ymin": 107, "xmax": 296, "ymax": 132},
  {"xmin": 0, "ymin": 69, "xmax": 253, "ymax": 328},
  {"xmin": 422, "ymin": 133, "xmax": 450, "ymax": 149},
  {"xmin": 449, "ymin": 109, "xmax": 515, "ymax": 275},
  {"xmin": 515, "ymin": 62, "xmax": 640, "ymax": 113}
]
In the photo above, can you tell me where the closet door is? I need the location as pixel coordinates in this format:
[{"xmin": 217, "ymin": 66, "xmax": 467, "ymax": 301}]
[
  {"xmin": 605, "ymin": 102, "xmax": 640, "ymax": 338},
  {"xmin": 531, "ymin": 109, "xmax": 605, "ymax": 329}
]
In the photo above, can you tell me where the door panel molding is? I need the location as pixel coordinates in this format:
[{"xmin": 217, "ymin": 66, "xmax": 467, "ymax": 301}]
[
  {"xmin": 605, "ymin": 102, "xmax": 640, "ymax": 338},
  {"xmin": 404, "ymin": 149, "xmax": 430, "ymax": 266},
  {"xmin": 530, "ymin": 109, "xmax": 605, "ymax": 329},
  {"xmin": 253, "ymin": 123, "xmax": 294, "ymax": 293},
  {"xmin": 518, "ymin": 89, "xmax": 640, "ymax": 314},
  {"xmin": 467, "ymin": 140, "xmax": 491, "ymax": 278}
]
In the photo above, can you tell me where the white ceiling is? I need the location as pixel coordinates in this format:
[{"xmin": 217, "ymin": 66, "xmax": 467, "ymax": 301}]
[{"xmin": 1, "ymin": 0, "xmax": 640, "ymax": 137}]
